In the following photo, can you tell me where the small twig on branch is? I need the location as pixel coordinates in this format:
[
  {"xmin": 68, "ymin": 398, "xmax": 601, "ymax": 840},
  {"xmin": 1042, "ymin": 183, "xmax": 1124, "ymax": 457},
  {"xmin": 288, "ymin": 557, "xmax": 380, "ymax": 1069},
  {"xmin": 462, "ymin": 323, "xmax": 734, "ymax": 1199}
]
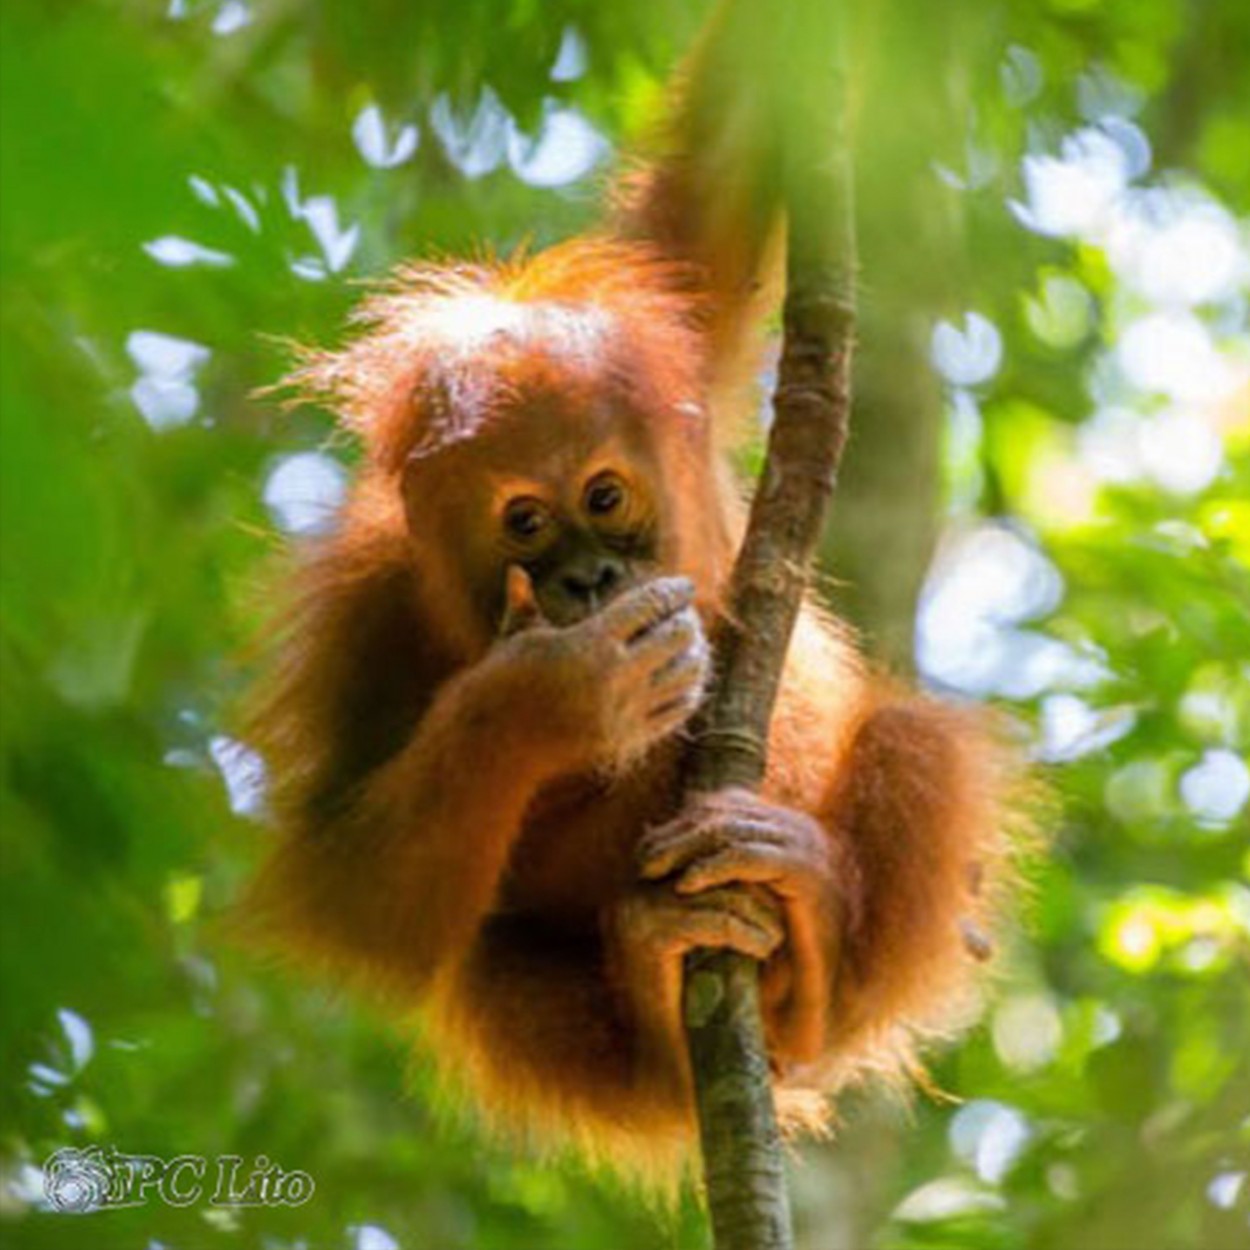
[{"xmin": 680, "ymin": 4, "xmax": 857, "ymax": 1247}]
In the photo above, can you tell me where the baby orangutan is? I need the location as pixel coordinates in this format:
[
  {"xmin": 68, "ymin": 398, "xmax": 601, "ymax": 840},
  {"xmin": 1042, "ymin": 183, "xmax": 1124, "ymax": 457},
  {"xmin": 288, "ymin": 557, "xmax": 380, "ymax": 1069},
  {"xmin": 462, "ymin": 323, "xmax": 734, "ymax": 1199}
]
[{"xmin": 245, "ymin": 0, "xmax": 1017, "ymax": 1183}]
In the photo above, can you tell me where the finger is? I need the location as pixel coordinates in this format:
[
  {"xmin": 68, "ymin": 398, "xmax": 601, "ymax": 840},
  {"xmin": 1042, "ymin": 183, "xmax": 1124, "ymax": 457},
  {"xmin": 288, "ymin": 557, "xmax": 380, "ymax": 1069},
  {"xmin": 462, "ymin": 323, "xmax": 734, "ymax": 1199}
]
[
  {"xmin": 619, "ymin": 613, "xmax": 700, "ymax": 690},
  {"xmin": 650, "ymin": 648, "xmax": 707, "ymax": 702},
  {"xmin": 499, "ymin": 565, "xmax": 546, "ymax": 636},
  {"xmin": 669, "ymin": 904, "xmax": 782, "ymax": 961},
  {"xmin": 675, "ymin": 846, "xmax": 792, "ymax": 895},
  {"xmin": 649, "ymin": 625, "xmax": 707, "ymax": 680},
  {"xmin": 602, "ymin": 577, "xmax": 695, "ymax": 643},
  {"xmin": 640, "ymin": 609, "xmax": 703, "ymax": 668},
  {"xmin": 637, "ymin": 824, "xmax": 715, "ymax": 880},
  {"xmin": 700, "ymin": 884, "xmax": 785, "ymax": 939},
  {"xmin": 638, "ymin": 828, "xmax": 730, "ymax": 880},
  {"xmin": 697, "ymin": 886, "xmax": 785, "ymax": 952},
  {"xmin": 646, "ymin": 694, "xmax": 702, "ymax": 730},
  {"xmin": 697, "ymin": 790, "xmax": 802, "ymax": 829},
  {"xmin": 636, "ymin": 817, "xmax": 787, "ymax": 880}
]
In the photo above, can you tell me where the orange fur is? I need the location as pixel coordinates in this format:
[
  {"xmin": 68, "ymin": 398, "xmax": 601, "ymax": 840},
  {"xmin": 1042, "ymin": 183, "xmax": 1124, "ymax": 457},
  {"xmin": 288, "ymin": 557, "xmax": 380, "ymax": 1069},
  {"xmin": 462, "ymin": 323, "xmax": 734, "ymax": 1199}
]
[{"xmin": 243, "ymin": 1, "xmax": 1026, "ymax": 1190}]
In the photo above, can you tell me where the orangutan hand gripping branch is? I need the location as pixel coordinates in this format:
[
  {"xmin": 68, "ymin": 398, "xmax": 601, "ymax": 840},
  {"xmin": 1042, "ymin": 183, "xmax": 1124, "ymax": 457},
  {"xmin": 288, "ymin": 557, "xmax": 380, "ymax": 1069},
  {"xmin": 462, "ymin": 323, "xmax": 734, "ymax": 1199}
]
[{"xmin": 244, "ymin": 0, "xmax": 1021, "ymax": 1182}]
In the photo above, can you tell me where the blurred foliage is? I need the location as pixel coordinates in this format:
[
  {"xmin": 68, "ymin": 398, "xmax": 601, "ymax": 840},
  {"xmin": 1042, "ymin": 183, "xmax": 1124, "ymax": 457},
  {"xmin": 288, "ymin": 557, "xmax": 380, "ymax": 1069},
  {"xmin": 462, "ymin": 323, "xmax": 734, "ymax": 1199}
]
[{"xmin": 1, "ymin": 1, "xmax": 1247, "ymax": 1249}]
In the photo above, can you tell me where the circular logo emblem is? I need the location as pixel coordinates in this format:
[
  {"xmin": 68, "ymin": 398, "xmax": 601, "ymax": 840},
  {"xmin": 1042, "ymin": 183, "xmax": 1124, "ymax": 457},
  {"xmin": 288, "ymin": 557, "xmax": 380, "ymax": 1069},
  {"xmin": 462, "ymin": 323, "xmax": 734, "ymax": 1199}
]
[{"xmin": 43, "ymin": 1147, "xmax": 112, "ymax": 1214}]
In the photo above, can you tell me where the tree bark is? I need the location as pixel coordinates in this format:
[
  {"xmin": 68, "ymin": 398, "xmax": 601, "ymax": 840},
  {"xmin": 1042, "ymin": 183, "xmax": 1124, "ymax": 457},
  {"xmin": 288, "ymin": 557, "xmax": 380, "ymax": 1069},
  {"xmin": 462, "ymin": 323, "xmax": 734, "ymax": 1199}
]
[{"xmin": 681, "ymin": 6, "xmax": 857, "ymax": 1245}]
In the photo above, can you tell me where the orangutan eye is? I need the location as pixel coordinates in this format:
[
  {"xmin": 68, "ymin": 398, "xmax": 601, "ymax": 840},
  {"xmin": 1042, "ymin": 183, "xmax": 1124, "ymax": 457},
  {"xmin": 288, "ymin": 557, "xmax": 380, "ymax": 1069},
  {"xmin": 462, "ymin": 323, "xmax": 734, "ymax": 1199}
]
[
  {"xmin": 584, "ymin": 472, "xmax": 627, "ymax": 518},
  {"xmin": 503, "ymin": 497, "xmax": 553, "ymax": 543}
]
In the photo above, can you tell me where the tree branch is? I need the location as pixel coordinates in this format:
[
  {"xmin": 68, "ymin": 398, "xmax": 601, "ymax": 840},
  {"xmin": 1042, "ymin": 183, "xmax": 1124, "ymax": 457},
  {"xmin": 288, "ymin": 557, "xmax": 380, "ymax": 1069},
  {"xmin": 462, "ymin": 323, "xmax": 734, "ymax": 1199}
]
[{"xmin": 681, "ymin": 4, "xmax": 857, "ymax": 1245}]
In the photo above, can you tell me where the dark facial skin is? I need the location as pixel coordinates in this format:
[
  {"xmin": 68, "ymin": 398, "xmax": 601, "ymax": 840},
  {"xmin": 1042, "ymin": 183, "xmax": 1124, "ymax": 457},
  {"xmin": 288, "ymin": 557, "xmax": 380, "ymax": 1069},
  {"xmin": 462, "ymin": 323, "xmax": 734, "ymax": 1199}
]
[{"xmin": 496, "ymin": 465, "xmax": 658, "ymax": 626}]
